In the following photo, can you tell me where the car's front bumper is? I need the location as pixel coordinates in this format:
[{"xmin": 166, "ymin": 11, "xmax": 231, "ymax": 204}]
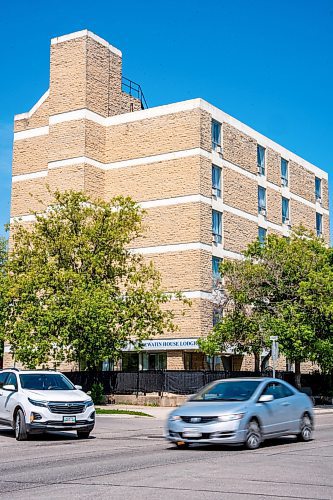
[
  {"xmin": 166, "ymin": 419, "xmax": 247, "ymax": 445},
  {"xmin": 27, "ymin": 420, "xmax": 95, "ymax": 434}
]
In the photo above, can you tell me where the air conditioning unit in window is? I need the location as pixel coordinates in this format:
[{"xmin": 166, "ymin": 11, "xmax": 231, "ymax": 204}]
[
  {"xmin": 257, "ymin": 165, "xmax": 265, "ymax": 176},
  {"xmin": 212, "ymin": 187, "xmax": 218, "ymax": 197},
  {"xmin": 281, "ymin": 178, "xmax": 288, "ymax": 187},
  {"xmin": 316, "ymin": 196, "xmax": 322, "ymax": 204},
  {"xmin": 212, "ymin": 233, "xmax": 221, "ymax": 244},
  {"xmin": 259, "ymin": 207, "xmax": 267, "ymax": 217},
  {"xmin": 283, "ymin": 218, "xmax": 291, "ymax": 227},
  {"xmin": 214, "ymin": 144, "xmax": 223, "ymax": 155}
]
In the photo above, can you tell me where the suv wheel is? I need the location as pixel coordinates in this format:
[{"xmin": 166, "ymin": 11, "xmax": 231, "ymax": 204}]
[
  {"xmin": 77, "ymin": 430, "xmax": 91, "ymax": 439},
  {"xmin": 15, "ymin": 409, "xmax": 28, "ymax": 441},
  {"xmin": 245, "ymin": 419, "xmax": 262, "ymax": 450},
  {"xmin": 297, "ymin": 414, "xmax": 312, "ymax": 442}
]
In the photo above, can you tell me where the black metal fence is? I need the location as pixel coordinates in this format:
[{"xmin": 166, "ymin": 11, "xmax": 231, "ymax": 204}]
[{"xmin": 63, "ymin": 370, "xmax": 333, "ymax": 397}]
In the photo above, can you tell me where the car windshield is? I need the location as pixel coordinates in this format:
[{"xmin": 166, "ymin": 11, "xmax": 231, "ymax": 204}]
[
  {"xmin": 191, "ymin": 380, "xmax": 262, "ymax": 402},
  {"xmin": 19, "ymin": 373, "xmax": 75, "ymax": 391}
]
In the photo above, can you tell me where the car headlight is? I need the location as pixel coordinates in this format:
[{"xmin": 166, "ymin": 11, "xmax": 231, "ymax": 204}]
[
  {"xmin": 169, "ymin": 415, "xmax": 181, "ymax": 421},
  {"xmin": 218, "ymin": 413, "xmax": 244, "ymax": 422},
  {"xmin": 28, "ymin": 398, "xmax": 48, "ymax": 408},
  {"xmin": 84, "ymin": 399, "xmax": 94, "ymax": 408}
]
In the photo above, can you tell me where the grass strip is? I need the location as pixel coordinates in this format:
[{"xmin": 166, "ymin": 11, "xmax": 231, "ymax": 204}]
[{"xmin": 96, "ymin": 408, "xmax": 153, "ymax": 417}]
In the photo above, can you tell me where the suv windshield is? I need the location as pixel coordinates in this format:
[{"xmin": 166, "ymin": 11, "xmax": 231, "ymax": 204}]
[
  {"xmin": 191, "ymin": 380, "xmax": 262, "ymax": 402},
  {"xmin": 19, "ymin": 373, "xmax": 75, "ymax": 391}
]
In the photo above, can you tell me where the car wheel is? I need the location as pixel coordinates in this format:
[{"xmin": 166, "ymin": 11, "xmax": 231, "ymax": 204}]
[
  {"xmin": 77, "ymin": 430, "xmax": 91, "ymax": 439},
  {"xmin": 175, "ymin": 442, "xmax": 189, "ymax": 449},
  {"xmin": 297, "ymin": 414, "xmax": 313, "ymax": 442},
  {"xmin": 245, "ymin": 419, "xmax": 262, "ymax": 450},
  {"xmin": 15, "ymin": 409, "xmax": 28, "ymax": 441}
]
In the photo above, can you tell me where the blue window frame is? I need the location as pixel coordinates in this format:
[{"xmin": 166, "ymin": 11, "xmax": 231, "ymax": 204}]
[
  {"xmin": 212, "ymin": 165, "xmax": 222, "ymax": 197},
  {"xmin": 257, "ymin": 145, "xmax": 265, "ymax": 175},
  {"xmin": 281, "ymin": 158, "xmax": 288, "ymax": 187},
  {"xmin": 315, "ymin": 177, "xmax": 322, "ymax": 201},
  {"xmin": 316, "ymin": 212, "xmax": 322, "ymax": 237},
  {"xmin": 258, "ymin": 227, "xmax": 267, "ymax": 244},
  {"xmin": 212, "ymin": 120, "xmax": 221, "ymax": 151},
  {"xmin": 282, "ymin": 197, "xmax": 290, "ymax": 224},
  {"xmin": 258, "ymin": 186, "xmax": 266, "ymax": 214},
  {"xmin": 212, "ymin": 210, "xmax": 222, "ymax": 244}
]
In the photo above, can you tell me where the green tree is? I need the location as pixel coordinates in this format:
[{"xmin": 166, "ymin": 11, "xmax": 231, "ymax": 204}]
[
  {"xmin": 4, "ymin": 191, "xmax": 188, "ymax": 370},
  {"xmin": 199, "ymin": 228, "xmax": 333, "ymax": 384},
  {"xmin": 0, "ymin": 236, "xmax": 8, "ymax": 360}
]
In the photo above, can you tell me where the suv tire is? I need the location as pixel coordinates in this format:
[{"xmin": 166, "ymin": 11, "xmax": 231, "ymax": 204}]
[
  {"xmin": 15, "ymin": 409, "xmax": 28, "ymax": 441},
  {"xmin": 77, "ymin": 430, "xmax": 91, "ymax": 439}
]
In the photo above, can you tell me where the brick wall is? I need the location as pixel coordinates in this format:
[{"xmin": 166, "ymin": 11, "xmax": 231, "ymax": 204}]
[
  {"xmin": 223, "ymin": 167, "xmax": 257, "ymax": 215},
  {"xmin": 223, "ymin": 211, "xmax": 258, "ymax": 253},
  {"xmin": 222, "ymin": 123, "xmax": 257, "ymax": 174}
]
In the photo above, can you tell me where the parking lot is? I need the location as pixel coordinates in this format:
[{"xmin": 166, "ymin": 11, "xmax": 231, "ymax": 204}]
[{"xmin": 0, "ymin": 412, "xmax": 333, "ymax": 500}]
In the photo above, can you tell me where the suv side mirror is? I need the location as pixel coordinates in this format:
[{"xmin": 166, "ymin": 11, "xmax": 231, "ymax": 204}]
[
  {"xmin": 3, "ymin": 384, "xmax": 16, "ymax": 392},
  {"xmin": 74, "ymin": 385, "xmax": 82, "ymax": 391},
  {"xmin": 258, "ymin": 394, "xmax": 274, "ymax": 403}
]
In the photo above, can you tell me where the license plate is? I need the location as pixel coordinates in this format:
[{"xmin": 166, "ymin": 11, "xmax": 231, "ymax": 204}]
[
  {"xmin": 63, "ymin": 416, "xmax": 76, "ymax": 424},
  {"xmin": 183, "ymin": 427, "xmax": 202, "ymax": 438}
]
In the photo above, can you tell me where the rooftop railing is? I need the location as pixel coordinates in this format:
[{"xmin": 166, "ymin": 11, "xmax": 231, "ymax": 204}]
[{"xmin": 122, "ymin": 77, "xmax": 148, "ymax": 110}]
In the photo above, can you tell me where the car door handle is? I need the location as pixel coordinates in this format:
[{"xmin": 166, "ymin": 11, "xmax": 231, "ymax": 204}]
[{"xmin": 281, "ymin": 402, "xmax": 291, "ymax": 406}]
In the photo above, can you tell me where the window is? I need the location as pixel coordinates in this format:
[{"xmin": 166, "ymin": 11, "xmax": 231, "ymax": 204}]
[
  {"xmin": 122, "ymin": 353, "xmax": 139, "ymax": 371},
  {"xmin": 212, "ymin": 165, "xmax": 222, "ymax": 197},
  {"xmin": 0, "ymin": 372, "xmax": 9, "ymax": 389},
  {"xmin": 258, "ymin": 186, "xmax": 266, "ymax": 215},
  {"xmin": 257, "ymin": 145, "xmax": 265, "ymax": 175},
  {"xmin": 212, "ymin": 256, "xmax": 222, "ymax": 287},
  {"xmin": 262, "ymin": 382, "xmax": 294, "ymax": 399},
  {"xmin": 315, "ymin": 177, "xmax": 322, "ymax": 201},
  {"xmin": 316, "ymin": 212, "xmax": 322, "ymax": 237},
  {"xmin": 213, "ymin": 308, "xmax": 222, "ymax": 326},
  {"xmin": 212, "ymin": 210, "xmax": 222, "ymax": 244},
  {"xmin": 281, "ymin": 158, "xmax": 288, "ymax": 187},
  {"xmin": 4, "ymin": 373, "xmax": 18, "ymax": 390},
  {"xmin": 258, "ymin": 227, "xmax": 267, "ymax": 244},
  {"xmin": 212, "ymin": 120, "xmax": 221, "ymax": 152},
  {"xmin": 142, "ymin": 352, "xmax": 166, "ymax": 370},
  {"xmin": 282, "ymin": 197, "xmax": 290, "ymax": 224}
]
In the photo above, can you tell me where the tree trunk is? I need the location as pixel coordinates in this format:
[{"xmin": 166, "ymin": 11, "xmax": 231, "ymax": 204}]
[
  {"xmin": 294, "ymin": 360, "xmax": 301, "ymax": 389},
  {"xmin": 254, "ymin": 352, "xmax": 260, "ymax": 373}
]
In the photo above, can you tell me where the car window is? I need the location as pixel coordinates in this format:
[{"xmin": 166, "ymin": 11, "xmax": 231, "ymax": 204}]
[
  {"xmin": 5, "ymin": 373, "xmax": 18, "ymax": 390},
  {"xmin": 19, "ymin": 373, "xmax": 75, "ymax": 390},
  {"xmin": 0, "ymin": 372, "xmax": 9, "ymax": 389},
  {"xmin": 191, "ymin": 380, "xmax": 262, "ymax": 402},
  {"xmin": 262, "ymin": 382, "xmax": 292, "ymax": 400}
]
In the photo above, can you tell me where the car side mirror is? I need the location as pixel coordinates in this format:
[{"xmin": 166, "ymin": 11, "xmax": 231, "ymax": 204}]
[
  {"xmin": 258, "ymin": 394, "xmax": 274, "ymax": 403},
  {"xmin": 3, "ymin": 384, "xmax": 16, "ymax": 392},
  {"xmin": 75, "ymin": 385, "xmax": 82, "ymax": 391}
]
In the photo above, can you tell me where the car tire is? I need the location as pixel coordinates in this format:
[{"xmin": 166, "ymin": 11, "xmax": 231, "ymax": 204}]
[
  {"xmin": 77, "ymin": 430, "xmax": 91, "ymax": 439},
  {"xmin": 297, "ymin": 414, "xmax": 313, "ymax": 442},
  {"xmin": 15, "ymin": 409, "xmax": 28, "ymax": 441},
  {"xmin": 245, "ymin": 419, "xmax": 262, "ymax": 450},
  {"xmin": 175, "ymin": 442, "xmax": 189, "ymax": 449}
]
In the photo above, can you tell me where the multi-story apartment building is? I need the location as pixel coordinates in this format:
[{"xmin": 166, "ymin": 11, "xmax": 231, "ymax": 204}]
[{"xmin": 6, "ymin": 30, "xmax": 329, "ymax": 372}]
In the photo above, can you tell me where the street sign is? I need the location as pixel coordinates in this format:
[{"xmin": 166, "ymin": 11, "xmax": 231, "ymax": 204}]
[
  {"xmin": 271, "ymin": 342, "xmax": 279, "ymax": 361},
  {"xmin": 270, "ymin": 336, "xmax": 278, "ymax": 341}
]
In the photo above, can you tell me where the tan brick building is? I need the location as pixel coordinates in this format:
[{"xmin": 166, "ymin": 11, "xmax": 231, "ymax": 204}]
[{"xmin": 7, "ymin": 30, "xmax": 329, "ymax": 372}]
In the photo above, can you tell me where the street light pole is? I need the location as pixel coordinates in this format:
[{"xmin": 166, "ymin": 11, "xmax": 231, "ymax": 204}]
[{"xmin": 270, "ymin": 336, "xmax": 279, "ymax": 378}]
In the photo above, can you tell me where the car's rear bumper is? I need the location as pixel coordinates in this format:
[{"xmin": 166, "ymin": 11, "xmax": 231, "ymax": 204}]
[{"xmin": 27, "ymin": 421, "xmax": 95, "ymax": 434}]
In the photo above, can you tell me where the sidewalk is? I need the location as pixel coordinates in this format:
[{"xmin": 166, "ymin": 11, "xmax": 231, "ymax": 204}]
[{"xmin": 95, "ymin": 404, "xmax": 333, "ymax": 419}]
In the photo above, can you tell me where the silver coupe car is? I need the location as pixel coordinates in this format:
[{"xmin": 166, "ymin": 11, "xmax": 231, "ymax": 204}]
[{"xmin": 166, "ymin": 378, "xmax": 314, "ymax": 450}]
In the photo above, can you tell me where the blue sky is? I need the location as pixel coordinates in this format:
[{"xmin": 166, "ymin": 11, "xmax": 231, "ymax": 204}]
[{"xmin": 1, "ymin": 0, "xmax": 332, "ymax": 238}]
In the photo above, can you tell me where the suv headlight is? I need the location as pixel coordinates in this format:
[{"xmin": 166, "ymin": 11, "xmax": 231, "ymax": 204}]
[
  {"xmin": 28, "ymin": 398, "xmax": 48, "ymax": 408},
  {"xmin": 169, "ymin": 415, "xmax": 181, "ymax": 421},
  {"xmin": 218, "ymin": 413, "xmax": 244, "ymax": 422},
  {"xmin": 84, "ymin": 399, "xmax": 94, "ymax": 408}
]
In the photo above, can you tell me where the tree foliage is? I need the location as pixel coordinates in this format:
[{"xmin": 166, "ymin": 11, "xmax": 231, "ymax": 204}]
[
  {"xmin": 199, "ymin": 228, "xmax": 333, "ymax": 375},
  {"xmin": 3, "ymin": 191, "xmax": 187, "ymax": 369}
]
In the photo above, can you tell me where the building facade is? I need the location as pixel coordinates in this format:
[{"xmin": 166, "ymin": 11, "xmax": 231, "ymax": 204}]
[{"xmin": 6, "ymin": 30, "xmax": 330, "ymax": 372}]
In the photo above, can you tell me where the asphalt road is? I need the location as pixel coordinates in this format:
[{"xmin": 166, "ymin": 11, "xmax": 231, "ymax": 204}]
[{"xmin": 0, "ymin": 413, "xmax": 333, "ymax": 500}]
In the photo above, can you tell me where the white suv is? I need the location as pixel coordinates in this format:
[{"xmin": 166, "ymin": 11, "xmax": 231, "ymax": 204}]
[{"xmin": 0, "ymin": 369, "xmax": 95, "ymax": 440}]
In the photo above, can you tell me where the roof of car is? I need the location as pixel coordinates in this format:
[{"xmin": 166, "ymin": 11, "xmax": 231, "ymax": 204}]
[{"xmin": 1, "ymin": 369, "xmax": 59, "ymax": 374}]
